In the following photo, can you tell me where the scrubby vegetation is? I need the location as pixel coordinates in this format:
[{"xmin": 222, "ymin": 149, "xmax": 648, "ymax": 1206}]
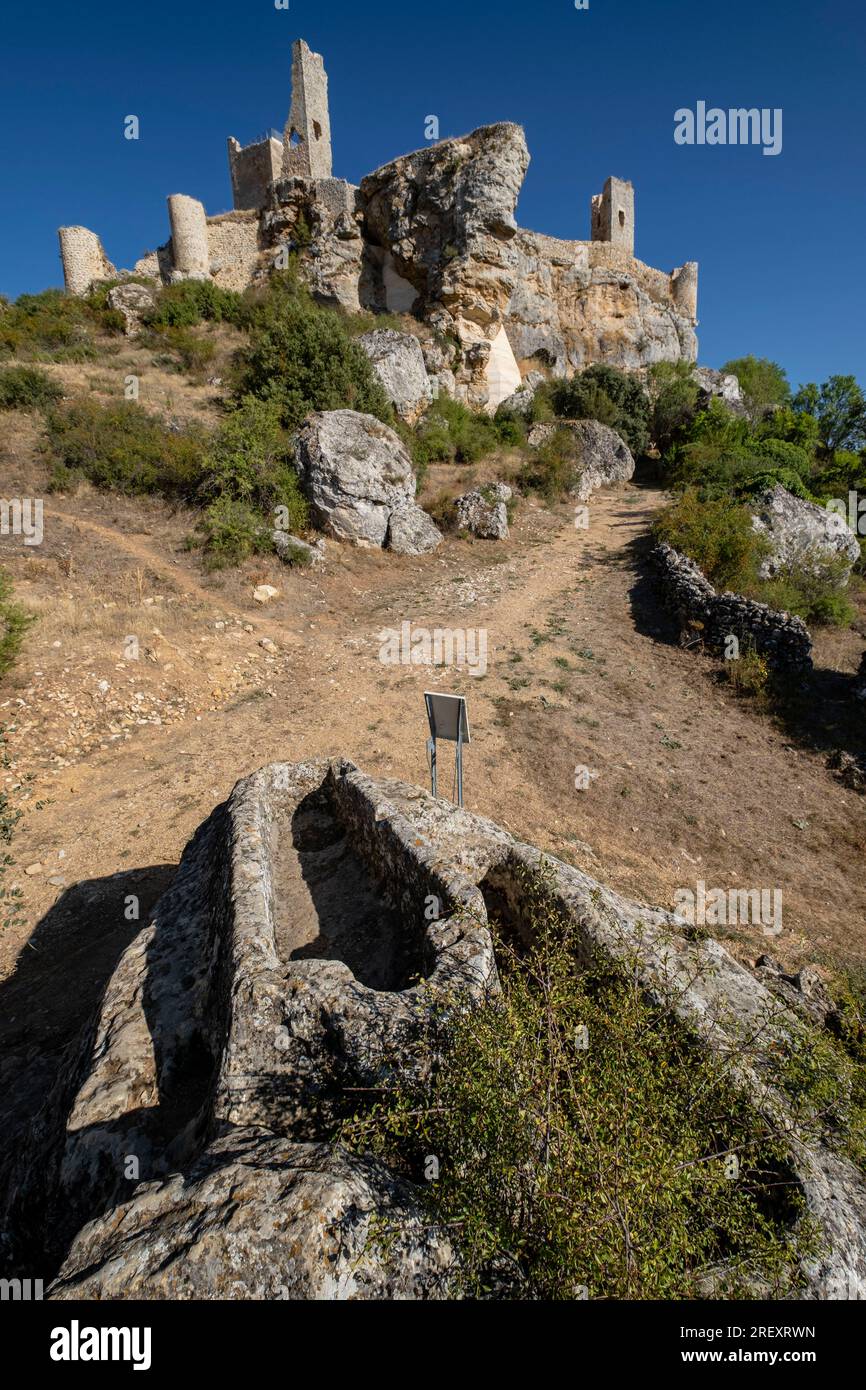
[
  {"xmin": 233, "ymin": 271, "xmax": 393, "ymax": 430},
  {"xmin": 0, "ymin": 288, "xmax": 122, "ymax": 362},
  {"xmin": 344, "ymin": 864, "xmax": 813, "ymax": 1299},
  {"xmin": 0, "ymin": 364, "xmax": 63, "ymax": 411},
  {"xmin": 546, "ymin": 364, "xmax": 651, "ymax": 457},
  {"xmin": 412, "ymin": 395, "xmax": 519, "ymax": 467},
  {"xmin": 0, "ymin": 570, "xmax": 33, "ymax": 680}
]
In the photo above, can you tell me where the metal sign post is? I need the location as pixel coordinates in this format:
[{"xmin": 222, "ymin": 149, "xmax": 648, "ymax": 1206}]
[{"xmin": 424, "ymin": 692, "xmax": 470, "ymax": 807}]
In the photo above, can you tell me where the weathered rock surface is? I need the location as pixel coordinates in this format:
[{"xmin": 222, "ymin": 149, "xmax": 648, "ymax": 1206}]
[
  {"xmin": 7, "ymin": 759, "xmax": 864, "ymax": 1300},
  {"xmin": 272, "ymin": 530, "xmax": 324, "ymax": 566},
  {"xmin": 653, "ymin": 540, "xmax": 813, "ymax": 673},
  {"xmin": 455, "ymin": 482, "xmax": 512, "ymax": 539},
  {"xmin": 528, "ymin": 418, "xmax": 635, "ymax": 502},
  {"xmin": 694, "ymin": 366, "xmax": 747, "ymax": 415},
  {"xmin": 358, "ymin": 328, "xmax": 433, "ymax": 424},
  {"xmin": 51, "ymin": 1131, "xmax": 453, "ymax": 1300},
  {"xmin": 750, "ymin": 484, "xmax": 861, "ymax": 584},
  {"xmin": 293, "ymin": 409, "xmax": 441, "ymax": 553},
  {"xmin": 106, "ymin": 282, "xmax": 157, "ymax": 335},
  {"xmin": 496, "ymin": 371, "xmax": 546, "ymax": 419}
]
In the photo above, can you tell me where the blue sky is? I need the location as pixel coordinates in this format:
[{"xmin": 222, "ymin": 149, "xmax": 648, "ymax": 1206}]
[{"xmin": 2, "ymin": 0, "xmax": 863, "ymax": 389}]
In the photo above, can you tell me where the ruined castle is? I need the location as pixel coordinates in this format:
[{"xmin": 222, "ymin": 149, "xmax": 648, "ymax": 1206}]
[{"xmin": 58, "ymin": 39, "xmax": 699, "ymax": 411}]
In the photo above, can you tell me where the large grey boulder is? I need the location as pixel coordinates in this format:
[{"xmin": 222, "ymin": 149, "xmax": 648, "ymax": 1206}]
[
  {"xmin": 358, "ymin": 329, "xmax": 433, "ymax": 424},
  {"xmin": 497, "ymin": 371, "xmax": 546, "ymax": 419},
  {"xmin": 455, "ymin": 482, "xmax": 512, "ymax": 539},
  {"xmin": 528, "ymin": 418, "xmax": 635, "ymax": 502},
  {"xmin": 293, "ymin": 409, "xmax": 442, "ymax": 554},
  {"xmin": 750, "ymin": 484, "xmax": 860, "ymax": 584},
  {"xmin": 51, "ymin": 1131, "xmax": 454, "ymax": 1300},
  {"xmin": 106, "ymin": 281, "xmax": 157, "ymax": 336}
]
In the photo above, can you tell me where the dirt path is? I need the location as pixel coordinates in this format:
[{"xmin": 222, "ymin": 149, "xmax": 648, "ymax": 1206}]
[{"xmin": 3, "ymin": 481, "xmax": 866, "ymax": 1002}]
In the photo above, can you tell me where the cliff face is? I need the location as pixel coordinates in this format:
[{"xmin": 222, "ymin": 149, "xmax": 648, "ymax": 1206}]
[
  {"xmin": 350, "ymin": 122, "xmax": 697, "ymax": 405},
  {"xmin": 74, "ymin": 123, "xmax": 699, "ymax": 411}
]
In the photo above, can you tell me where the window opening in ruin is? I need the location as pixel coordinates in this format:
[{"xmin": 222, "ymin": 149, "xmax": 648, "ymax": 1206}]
[
  {"xmin": 289, "ymin": 129, "xmax": 302, "ymax": 147},
  {"xmin": 619, "ymin": 210, "xmax": 625, "ymax": 228},
  {"xmin": 313, "ymin": 121, "xmax": 322, "ymax": 140}
]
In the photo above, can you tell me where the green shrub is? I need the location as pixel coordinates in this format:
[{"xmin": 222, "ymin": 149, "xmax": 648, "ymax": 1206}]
[
  {"xmin": 0, "ymin": 570, "xmax": 33, "ymax": 679},
  {"xmin": 343, "ymin": 864, "xmax": 810, "ymax": 1299},
  {"xmin": 647, "ymin": 361, "xmax": 700, "ymax": 453},
  {"xmin": 519, "ymin": 426, "xmax": 583, "ymax": 501},
  {"xmin": 198, "ymin": 396, "xmax": 308, "ymax": 532},
  {"xmin": 150, "ymin": 325, "xmax": 217, "ymax": 379},
  {"xmin": 192, "ymin": 496, "xmax": 274, "ymax": 570},
  {"xmin": 656, "ymin": 489, "xmax": 857, "ymax": 627},
  {"xmin": 720, "ymin": 355, "xmax": 791, "ymax": 419},
  {"xmin": 45, "ymin": 399, "xmax": 205, "ymax": 498},
  {"xmin": 412, "ymin": 396, "xmax": 505, "ymax": 466},
  {"xmin": 549, "ymin": 365, "xmax": 651, "ymax": 456},
  {"xmin": 0, "ymin": 365, "xmax": 63, "ymax": 411},
  {"xmin": 233, "ymin": 272, "xmax": 392, "ymax": 430},
  {"xmin": 725, "ymin": 646, "xmax": 770, "ymax": 697},
  {"xmin": 654, "ymin": 488, "xmax": 770, "ymax": 592},
  {"xmin": 144, "ymin": 279, "xmax": 244, "ymax": 329},
  {"xmin": 0, "ymin": 289, "xmax": 111, "ymax": 361}
]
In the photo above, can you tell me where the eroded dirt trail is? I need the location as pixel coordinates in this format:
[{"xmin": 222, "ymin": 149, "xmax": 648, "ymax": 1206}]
[{"xmin": 3, "ymin": 481, "xmax": 865, "ymax": 1009}]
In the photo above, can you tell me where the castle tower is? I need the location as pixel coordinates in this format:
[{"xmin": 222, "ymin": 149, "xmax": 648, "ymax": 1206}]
[
  {"xmin": 58, "ymin": 226, "xmax": 116, "ymax": 296},
  {"xmin": 167, "ymin": 194, "xmax": 210, "ymax": 280},
  {"xmin": 281, "ymin": 39, "xmax": 332, "ymax": 180},
  {"xmin": 671, "ymin": 261, "xmax": 699, "ymax": 320},
  {"xmin": 590, "ymin": 176, "xmax": 634, "ymax": 256}
]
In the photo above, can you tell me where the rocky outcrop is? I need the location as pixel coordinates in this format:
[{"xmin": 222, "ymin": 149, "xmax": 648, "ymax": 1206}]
[
  {"xmin": 653, "ymin": 541, "xmax": 813, "ymax": 673},
  {"xmin": 497, "ymin": 371, "xmax": 546, "ymax": 419},
  {"xmin": 272, "ymin": 531, "xmax": 324, "ymax": 567},
  {"xmin": 106, "ymin": 282, "xmax": 157, "ymax": 335},
  {"xmin": 358, "ymin": 328, "xmax": 433, "ymax": 424},
  {"xmin": 3, "ymin": 758, "xmax": 865, "ymax": 1298},
  {"xmin": 51, "ymin": 1131, "xmax": 454, "ymax": 1300},
  {"xmin": 694, "ymin": 366, "xmax": 747, "ymax": 416},
  {"xmin": 261, "ymin": 176, "xmax": 364, "ymax": 311},
  {"xmin": 455, "ymin": 482, "xmax": 512, "ymax": 539},
  {"xmin": 292, "ymin": 409, "xmax": 442, "ymax": 554},
  {"xmin": 750, "ymin": 484, "xmax": 861, "ymax": 585},
  {"xmin": 528, "ymin": 418, "xmax": 635, "ymax": 502}
]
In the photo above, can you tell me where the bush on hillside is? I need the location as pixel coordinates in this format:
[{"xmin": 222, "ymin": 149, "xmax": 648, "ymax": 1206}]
[
  {"xmin": 518, "ymin": 427, "xmax": 584, "ymax": 501},
  {"xmin": 548, "ymin": 364, "xmax": 651, "ymax": 457},
  {"xmin": 44, "ymin": 399, "xmax": 205, "ymax": 497},
  {"xmin": 197, "ymin": 396, "xmax": 308, "ymax": 532},
  {"xmin": 647, "ymin": 360, "xmax": 700, "ymax": 453},
  {"xmin": 720, "ymin": 355, "xmax": 791, "ymax": 419},
  {"xmin": 654, "ymin": 488, "xmax": 770, "ymax": 593},
  {"xmin": 0, "ymin": 289, "xmax": 117, "ymax": 362},
  {"xmin": 0, "ymin": 570, "xmax": 33, "ymax": 679},
  {"xmin": 411, "ymin": 396, "xmax": 510, "ymax": 467},
  {"xmin": 342, "ymin": 862, "xmax": 811, "ymax": 1299},
  {"xmin": 233, "ymin": 272, "xmax": 392, "ymax": 430},
  {"xmin": 143, "ymin": 279, "xmax": 245, "ymax": 329},
  {"xmin": 0, "ymin": 365, "xmax": 63, "ymax": 411}
]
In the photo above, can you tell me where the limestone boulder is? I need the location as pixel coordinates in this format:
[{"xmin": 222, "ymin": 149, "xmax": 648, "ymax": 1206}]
[
  {"xmin": 750, "ymin": 484, "xmax": 861, "ymax": 584},
  {"xmin": 51, "ymin": 1131, "xmax": 454, "ymax": 1300},
  {"xmin": 497, "ymin": 372, "xmax": 546, "ymax": 419},
  {"xmin": 528, "ymin": 418, "xmax": 635, "ymax": 502},
  {"xmin": 293, "ymin": 409, "xmax": 442, "ymax": 554},
  {"xmin": 694, "ymin": 366, "xmax": 747, "ymax": 416},
  {"xmin": 272, "ymin": 531, "xmax": 324, "ymax": 567},
  {"xmin": 106, "ymin": 282, "xmax": 157, "ymax": 336},
  {"xmin": 455, "ymin": 482, "xmax": 512, "ymax": 540},
  {"xmin": 358, "ymin": 329, "xmax": 433, "ymax": 424}
]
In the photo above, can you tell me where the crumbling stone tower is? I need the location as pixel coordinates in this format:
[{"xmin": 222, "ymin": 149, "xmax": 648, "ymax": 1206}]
[
  {"xmin": 282, "ymin": 39, "xmax": 332, "ymax": 180},
  {"xmin": 591, "ymin": 176, "xmax": 634, "ymax": 256}
]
